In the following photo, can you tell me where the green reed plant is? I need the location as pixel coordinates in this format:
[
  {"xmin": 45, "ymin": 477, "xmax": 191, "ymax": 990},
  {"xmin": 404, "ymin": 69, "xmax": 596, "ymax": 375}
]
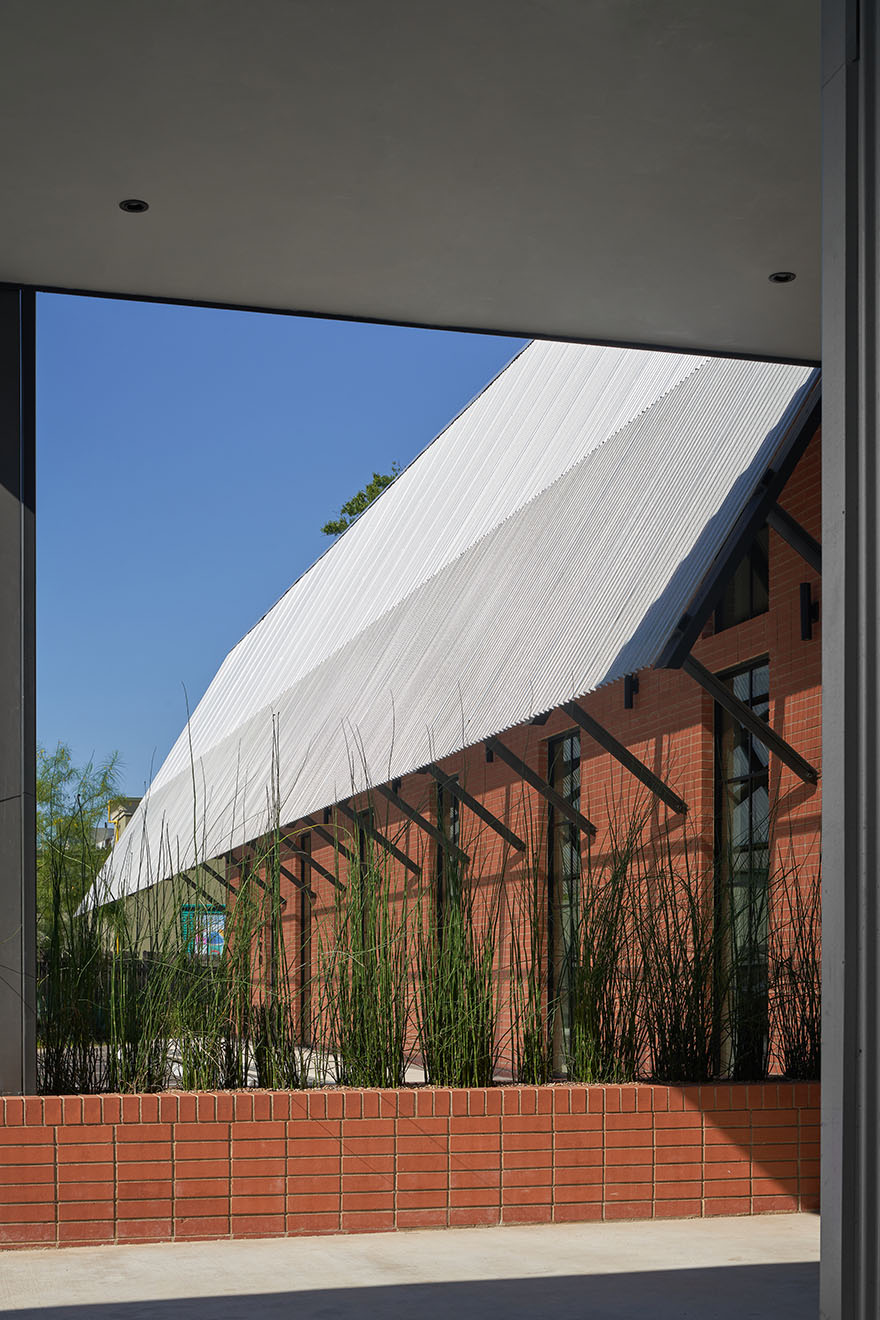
[
  {"xmin": 509, "ymin": 851, "xmax": 554, "ymax": 1084},
  {"xmin": 415, "ymin": 855, "xmax": 502, "ymax": 1088},
  {"xmin": 636, "ymin": 824, "xmax": 730, "ymax": 1083},
  {"xmin": 251, "ymin": 824, "xmax": 303, "ymax": 1089},
  {"xmin": 38, "ymin": 811, "xmax": 110, "ymax": 1094},
  {"xmin": 508, "ymin": 794, "xmax": 554, "ymax": 1084},
  {"xmin": 563, "ymin": 810, "xmax": 645, "ymax": 1082},
  {"xmin": 769, "ymin": 854, "xmax": 821, "ymax": 1079},
  {"xmin": 319, "ymin": 808, "xmax": 410, "ymax": 1087},
  {"xmin": 102, "ymin": 874, "xmax": 187, "ymax": 1092}
]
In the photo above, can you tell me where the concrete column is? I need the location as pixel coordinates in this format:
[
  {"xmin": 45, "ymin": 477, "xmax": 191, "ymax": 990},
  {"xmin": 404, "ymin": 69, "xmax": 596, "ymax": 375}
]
[
  {"xmin": 821, "ymin": 1, "xmax": 880, "ymax": 1313},
  {"xmin": 0, "ymin": 285, "xmax": 36, "ymax": 1095}
]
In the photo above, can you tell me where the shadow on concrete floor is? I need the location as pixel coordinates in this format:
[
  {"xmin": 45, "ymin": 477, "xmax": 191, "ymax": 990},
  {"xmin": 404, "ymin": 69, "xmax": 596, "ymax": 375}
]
[{"xmin": 5, "ymin": 1262, "xmax": 819, "ymax": 1320}]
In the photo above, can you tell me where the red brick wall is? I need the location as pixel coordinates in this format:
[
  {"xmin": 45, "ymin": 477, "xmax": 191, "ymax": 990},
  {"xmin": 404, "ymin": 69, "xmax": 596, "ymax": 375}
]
[
  {"xmin": 252, "ymin": 432, "xmax": 823, "ymax": 1075},
  {"xmin": 0, "ymin": 1083, "xmax": 819, "ymax": 1249}
]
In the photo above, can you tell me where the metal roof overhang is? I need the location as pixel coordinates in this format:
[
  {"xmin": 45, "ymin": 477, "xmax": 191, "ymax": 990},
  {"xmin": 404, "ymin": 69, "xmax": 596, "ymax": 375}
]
[{"xmin": 0, "ymin": 1, "xmax": 819, "ymax": 362}]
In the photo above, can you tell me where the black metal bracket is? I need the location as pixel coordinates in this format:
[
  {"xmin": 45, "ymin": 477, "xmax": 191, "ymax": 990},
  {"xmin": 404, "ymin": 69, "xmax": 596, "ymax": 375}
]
[
  {"xmin": 278, "ymin": 859, "xmax": 317, "ymax": 901},
  {"xmin": 302, "ymin": 814, "xmax": 355, "ymax": 864},
  {"xmin": 180, "ymin": 870, "xmax": 225, "ymax": 908},
  {"xmin": 336, "ymin": 800, "xmax": 421, "ymax": 877},
  {"xmin": 682, "ymin": 655, "xmax": 818, "ymax": 785},
  {"xmin": 485, "ymin": 736, "xmax": 597, "ymax": 837},
  {"xmin": 767, "ymin": 501, "xmax": 822, "ymax": 574},
  {"xmin": 375, "ymin": 783, "xmax": 469, "ymax": 867},
  {"xmin": 423, "ymin": 763, "xmax": 527, "ymax": 852},
  {"xmin": 624, "ymin": 674, "xmax": 639, "ymax": 709},
  {"xmin": 218, "ymin": 853, "xmax": 285, "ymax": 907},
  {"xmin": 561, "ymin": 701, "xmax": 688, "ymax": 815},
  {"xmin": 282, "ymin": 836, "xmax": 343, "ymax": 892},
  {"xmin": 200, "ymin": 859, "xmax": 237, "ymax": 897}
]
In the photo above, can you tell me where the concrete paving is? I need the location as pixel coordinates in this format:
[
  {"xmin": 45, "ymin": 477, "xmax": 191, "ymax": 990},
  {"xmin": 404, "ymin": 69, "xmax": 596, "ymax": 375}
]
[{"xmin": 0, "ymin": 1214, "xmax": 819, "ymax": 1319}]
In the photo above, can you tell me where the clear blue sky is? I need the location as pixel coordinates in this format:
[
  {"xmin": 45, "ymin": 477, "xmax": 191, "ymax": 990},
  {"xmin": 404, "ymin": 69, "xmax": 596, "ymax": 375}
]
[{"xmin": 37, "ymin": 293, "xmax": 525, "ymax": 795}]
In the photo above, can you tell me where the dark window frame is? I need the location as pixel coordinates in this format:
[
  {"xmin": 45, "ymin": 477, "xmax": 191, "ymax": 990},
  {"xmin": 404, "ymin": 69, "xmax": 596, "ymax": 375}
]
[
  {"xmin": 714, "ymin": 525, "xmax": 770, "ymax": 633},
  {"xmin": 713, "ymin": 656, "xmax": 771, "ymax": 1080}
]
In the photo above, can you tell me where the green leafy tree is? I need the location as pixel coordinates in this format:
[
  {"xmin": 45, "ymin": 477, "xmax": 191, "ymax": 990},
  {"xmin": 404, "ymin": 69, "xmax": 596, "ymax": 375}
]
[
  {"xmin": 37, "ymin": 743, "xmax": 120, "ymax": 944},
  {"xmin": 321, "ymin": 462, "xmax": 401, "ymax": 535}
]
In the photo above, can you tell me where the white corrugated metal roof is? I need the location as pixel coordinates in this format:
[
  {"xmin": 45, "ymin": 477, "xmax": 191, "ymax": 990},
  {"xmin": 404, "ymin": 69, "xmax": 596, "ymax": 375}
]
[{"xmin": 96, "ymin": 342, "xmax": 817, "ymax": 900}]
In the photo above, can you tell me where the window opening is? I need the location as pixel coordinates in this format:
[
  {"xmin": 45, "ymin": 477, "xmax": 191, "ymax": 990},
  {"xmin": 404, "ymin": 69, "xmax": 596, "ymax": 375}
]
[
  {"xmin": 715, "ymin": 660, "xmax": 771, "ymax": 1078},
  {"xmin": 715, "ymin": 526, "xmax": 769, "ymax": 632}
]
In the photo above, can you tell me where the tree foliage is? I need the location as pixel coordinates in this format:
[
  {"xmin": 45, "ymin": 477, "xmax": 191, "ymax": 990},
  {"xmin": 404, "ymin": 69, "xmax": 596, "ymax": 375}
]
[
  {"xmin": 321, "ymin": 462, "xmax": 401, "ymax": 535},
  {"xmin": 37, "ymin": 742, "xmax": 120, "ymax": 943}
]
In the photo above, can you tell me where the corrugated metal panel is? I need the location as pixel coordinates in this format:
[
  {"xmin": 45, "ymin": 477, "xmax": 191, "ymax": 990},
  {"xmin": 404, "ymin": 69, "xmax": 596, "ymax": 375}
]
[{"xmin": 96, "ymin": 344, "xmax": 816, "ymax": 901}]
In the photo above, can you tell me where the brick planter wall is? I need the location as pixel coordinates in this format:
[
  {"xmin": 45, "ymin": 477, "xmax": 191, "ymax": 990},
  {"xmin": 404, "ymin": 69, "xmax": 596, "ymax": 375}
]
[{"xmin": 0, "ymin": 1082, "xmax": 819, "ymax": 1249}]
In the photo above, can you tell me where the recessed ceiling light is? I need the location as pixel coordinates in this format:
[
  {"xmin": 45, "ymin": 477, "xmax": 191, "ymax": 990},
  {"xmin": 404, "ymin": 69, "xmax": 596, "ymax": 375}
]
[
  {"xmin": 768, "ymin": 271, "xmax": 796, "ymax": 283},
  {"xmin": 119, "ymin": 198, "xmax": 149, "ymax": 214}
]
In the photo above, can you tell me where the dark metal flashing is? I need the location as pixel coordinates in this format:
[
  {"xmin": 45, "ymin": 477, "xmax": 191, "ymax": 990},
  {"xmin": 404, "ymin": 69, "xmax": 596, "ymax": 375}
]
[
  {"xmin": 682, "ymin": 655, "xmax": 818, "ymax": 785},
  {"xmin": 485, "ymin": 736, "xmax": 597, "ymax": 837},
  {"xmin": 374, "ymin": 783, "xmax": 469, "ymax": 867},
  {"xmin": 656, "ymin": 380, "xmax": 822, "ymax": 671},
  {"xmin": 423, "ymin": 764, "xmax": 527, "ymax": 852},
  {"xmin": 767, "ymin": 501, "xmax": 823, "ymax": 574},
  {"xmin": 561, "ymin": 701, "xmax": 688, "ymax": 815},
  {"xmin": 336, "ymin": 800, "xmax": 421, "ymax": 877}
]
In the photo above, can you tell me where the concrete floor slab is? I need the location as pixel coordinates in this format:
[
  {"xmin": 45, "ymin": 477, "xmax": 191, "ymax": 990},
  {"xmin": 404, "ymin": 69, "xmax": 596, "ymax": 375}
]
[{"xmin": 0, "ymin": 1214, "xmax": 819, "ymax": 1319}]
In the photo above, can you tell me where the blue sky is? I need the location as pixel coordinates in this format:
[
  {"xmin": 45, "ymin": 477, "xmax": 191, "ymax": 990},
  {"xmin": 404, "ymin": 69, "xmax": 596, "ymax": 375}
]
[{"xmin": 37, "ymin": 293, "xmax": 524, "ymax": 795}]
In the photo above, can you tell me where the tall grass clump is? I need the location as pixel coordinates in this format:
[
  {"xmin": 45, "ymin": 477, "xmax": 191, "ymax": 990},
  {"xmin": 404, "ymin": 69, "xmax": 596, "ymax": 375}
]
[
  {"xmin": 250, "ymin": 824, "xmax": 305, "ymax": 1089},
  {"xmin": 36, "ymin": 747, "xmax": 118, "ymax": 1094},
  {"xmin": 635, "ymin": 826, "xmax": 729, "ymax": 1084},
  {"xmin": 415, "ymin": 853, "xmax": 502, "ymax": 1087},
  {"xmin": 563, "ymin": 812, "xmax": 645, "ymax": 1082},
  {"xmin": 320, "ymin": 810, "xmax": 410, "ymax": 1088},
  {"xmin": 769, "ymin": 854, "xmax": 821, "ymax": 1079},
  {"xmin": 509, "ymin": 834, "xmax": 554, "ymax": 1084}
]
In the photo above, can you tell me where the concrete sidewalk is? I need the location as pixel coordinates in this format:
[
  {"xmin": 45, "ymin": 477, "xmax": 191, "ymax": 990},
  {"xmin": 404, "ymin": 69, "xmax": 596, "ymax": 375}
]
[{"xmin": 0, "ymin": 1214, "xmax": 819, "ymax": 1319}]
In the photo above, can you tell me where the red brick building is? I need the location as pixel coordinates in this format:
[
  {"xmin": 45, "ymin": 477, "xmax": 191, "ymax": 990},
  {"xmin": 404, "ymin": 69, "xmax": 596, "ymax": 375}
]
[{"xmin": 102, "ymin": 341, "xmax": 822, "ymax": 1083}]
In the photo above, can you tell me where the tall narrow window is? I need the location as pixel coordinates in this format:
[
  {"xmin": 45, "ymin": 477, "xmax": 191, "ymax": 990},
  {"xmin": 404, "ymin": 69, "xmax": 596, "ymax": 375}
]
[
  {"xmin": 715, "ymin": 525, "xmax": 769, "ymax": 632},
  {"xmin": 715, "ymin": 660, "xmax": 771, "ymax": 1078},
  {"xmin": 436, "ymin": 775, "xmax": 461, "ymax": 928},
  {"xmin": 299, "ymin": 832, "xmax": 312, "ymax": 1043},
  {"xmin": 548, "ymin": 732, "xmax": 581, "ymax": 1075}
]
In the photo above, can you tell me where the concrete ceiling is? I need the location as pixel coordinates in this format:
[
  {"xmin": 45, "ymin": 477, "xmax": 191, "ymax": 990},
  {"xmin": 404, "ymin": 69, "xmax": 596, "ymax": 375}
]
[{"xmin": 0, "ymin": 1, "xmax": 819, "ymax": 361}]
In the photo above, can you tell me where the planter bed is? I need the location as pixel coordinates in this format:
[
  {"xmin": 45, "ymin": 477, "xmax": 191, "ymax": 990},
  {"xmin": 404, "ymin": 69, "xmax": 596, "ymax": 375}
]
[{"xmin": 0, "ymin": 1081, "xmax": 819, "ymax": 1248}]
